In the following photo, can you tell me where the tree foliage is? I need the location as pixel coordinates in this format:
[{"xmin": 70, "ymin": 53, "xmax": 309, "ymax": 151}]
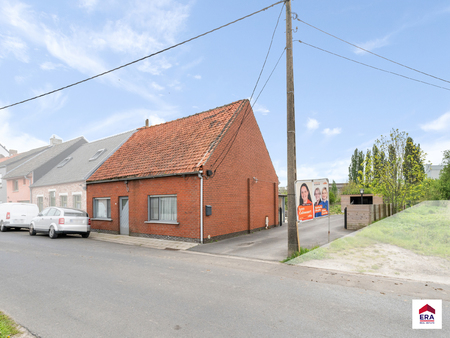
[
  {"xmin": 370, "ymin": 129, "xmax": 425, "ymax": 211},
  {"xmin": 439, "ymin": 150, "xmax": 450, "ymax": 199},
  {"xmin": 348, "ymin": 148, "xmax": 364, "ymax": 184}
]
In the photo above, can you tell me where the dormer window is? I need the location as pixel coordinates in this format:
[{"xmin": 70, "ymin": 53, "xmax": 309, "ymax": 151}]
[
  {"xmin": 89, "ymin": 149, "xmax": 106, "ymax": 161},
  {"xmin": 57, "ymin": 156, "xmax": 72, "ymax": 168}
]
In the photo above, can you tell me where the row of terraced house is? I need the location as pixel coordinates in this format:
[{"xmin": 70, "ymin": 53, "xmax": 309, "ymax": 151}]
[{"xmin": 0, "ymin": 100, "xmax": 279, "ymax": 242}]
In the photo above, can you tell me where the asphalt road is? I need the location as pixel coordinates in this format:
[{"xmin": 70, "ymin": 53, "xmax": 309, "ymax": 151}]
[
  {"xmin": 1, "ymin": 230, "xmax": 449, "ymax": 337},
  {"xmin": 189, "ymin": 215, "xmax": 353, "ymax": 261}
]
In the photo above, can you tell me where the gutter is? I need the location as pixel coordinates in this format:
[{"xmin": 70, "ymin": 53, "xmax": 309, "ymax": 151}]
[{"xmin": 86, "ymin": 171, "xmax": 201, "ymax": 185}]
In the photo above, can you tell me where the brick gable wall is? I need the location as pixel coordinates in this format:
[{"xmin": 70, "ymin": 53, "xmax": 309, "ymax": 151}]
[{"xmin": 202, "ymin": 101, "xmax": 278, "ymax": 239}]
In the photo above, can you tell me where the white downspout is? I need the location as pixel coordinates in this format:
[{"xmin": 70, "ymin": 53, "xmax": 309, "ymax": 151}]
[
  {"xmin": 198, "ymin": 171, "xmax": 203, "ymax": 244},
  {"xmin": 25, "ymin": 175, "xmax": 32, "ymax": 203}
]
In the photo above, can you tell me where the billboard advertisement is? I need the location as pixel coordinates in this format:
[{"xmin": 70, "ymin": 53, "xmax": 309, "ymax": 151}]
[
  {"xmin": 296, "ymin": 178, "xmax": 329, "ymax": 222},
  {"xmin": 296, "ymin": 180, "xmax": 314, "ymax": 221},
  {"xmin": 312, "ymin": 179, "xmax": 329, "ymax": 218}
]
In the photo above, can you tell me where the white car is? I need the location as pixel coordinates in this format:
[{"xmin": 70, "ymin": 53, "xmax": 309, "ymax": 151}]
[
  {"xmin": 29, "ymin": 207, "xmax": 91, "ymax": 239},
  {"xmin": 0, "ymin": 203, "xmax": 39, "ymax": 231}
]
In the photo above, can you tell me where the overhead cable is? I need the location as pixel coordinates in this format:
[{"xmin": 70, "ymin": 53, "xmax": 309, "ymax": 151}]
[
  {"xmin": 0, "ymin": 0, "xmax": 285, "ymax": 111},
  {"xmin": 297, "ymin": 40, "xmax": 450, "ymax": 92},
  {"xmin": 249, "ymin": 2, "xmax": 285, "ymax": 103},
  {"xmin": 296, "ymin": 17, "xmax": 450, "ymax": 85}
]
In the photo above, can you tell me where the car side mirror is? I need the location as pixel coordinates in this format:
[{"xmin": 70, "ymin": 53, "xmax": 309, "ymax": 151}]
[{"xmin": 38, "ymin": 213, "xmax": 43, "ymax": 217}]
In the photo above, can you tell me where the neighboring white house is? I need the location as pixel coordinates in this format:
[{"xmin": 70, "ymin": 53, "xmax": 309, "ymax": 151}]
[{"xmin": 425, "ymin": 164, "xmax": 444, "ymax": 179}]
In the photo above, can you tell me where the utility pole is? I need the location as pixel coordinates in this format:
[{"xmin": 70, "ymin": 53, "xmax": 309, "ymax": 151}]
[{"xmin": 286, "ymin": 0, "xmax": 298, "ymax": 256}]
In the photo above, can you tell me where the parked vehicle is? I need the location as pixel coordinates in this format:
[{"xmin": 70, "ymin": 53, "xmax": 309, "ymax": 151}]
[
  {"xmin": 29, "ymin": 207, "xmax": 90, "ymax": 239},
  {"xmin": 0, "ymin": 203, "xmax": 39, "ymax": 231}
]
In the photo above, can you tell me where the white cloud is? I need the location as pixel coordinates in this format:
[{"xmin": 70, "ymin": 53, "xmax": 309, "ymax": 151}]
[
  {"xmin": 307, "ymin": 118, "xmax": 319, "ymax": 131},
  {"xmin": 322, "ymin": 127, "xmax": 342, "ymax": 136},
  {"xmin": 40, "ymin": 61, "xmax": 65, "ymax": 70},
  {"xmin": 79, "ymin": 109, "xmax": 166, "ymax": 139},
  {"xmin": 253, "ymin": 104, "xmax": 270, "ymax": 116},
  {"xmin": 354, "ymin": 34, "xmax": 392, "ymax": 54},
  {"xmin": 193, "ymin": 75, "xmax": 201, "ymax": 80},
  {"xmin": 31, "ymin": 84, "xmax": 68, "ymax": 113},
  {"xmin": 78, "ymin": 0, "xmax": 98, "ymax": 12},
  {"xmin": 0, "ymin": 107, "xmax": 47, "ymax": 152},
  {"xmin": 421, "ymin": 137, "xmax": 450, "ymax": 165},
  {"xmin": 0, "ymin": 34, "xmax": 28, "ymax": 62},
  {"xmin": 137, "ymin": 58, "xmax": 172, "ymax": 75},
  {"xmin": 420, "ymin": 112, "xmax": 450, "ymax": 132},
  {"xmin": 297, "ymin": 158, "xmax": 349, "ymax": 183},
  {"xmin": 150, "ymin": 82, "xmax": 164, "ymax": 91}
]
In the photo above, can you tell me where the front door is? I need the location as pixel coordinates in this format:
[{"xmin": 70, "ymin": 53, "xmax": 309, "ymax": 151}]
[{"xmin": 119, "ymin": 197, "xmax": 129, "ymax": 235}]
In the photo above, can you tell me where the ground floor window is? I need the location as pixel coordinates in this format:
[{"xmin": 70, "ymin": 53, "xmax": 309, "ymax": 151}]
[
  {"xmin": 148, "ymin": 195, "xmax": 177, "ymax": 221},
  {"xmin": 49, "ymin": 191, "xmax": 56, "ymax": 206},
  {"xmin": 60, "ymin": 195, "xmax": 67, "ymax": 207},
  {"xmin": 73, "ymin": 194, "xmax": 81, "ymax": 209},
  {"xmin": 93, "ymin": 198, "xmax": 111, "ymax": 218}
]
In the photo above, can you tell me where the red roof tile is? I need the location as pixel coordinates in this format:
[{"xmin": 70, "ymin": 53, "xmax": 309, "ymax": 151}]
[{"xmin": 88, "ymin": 100, "xmax": 248, "ymax": 181}]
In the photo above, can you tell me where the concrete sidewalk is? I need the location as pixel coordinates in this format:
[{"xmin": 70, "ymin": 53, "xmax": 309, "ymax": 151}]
[{"xmin": 89, "ymin": 232, "xmax": 199, "ymax": 250}]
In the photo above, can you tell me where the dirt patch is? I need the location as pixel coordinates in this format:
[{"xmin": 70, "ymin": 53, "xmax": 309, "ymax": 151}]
[{"xmin": 297, "ymin": 243, "xmax": 450, "ymax": 285}]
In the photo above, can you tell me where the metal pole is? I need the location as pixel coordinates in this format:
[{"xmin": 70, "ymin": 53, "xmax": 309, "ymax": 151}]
[{"xmin": 286, "ymin": 0, "xmax": 298, "ymax": 256}]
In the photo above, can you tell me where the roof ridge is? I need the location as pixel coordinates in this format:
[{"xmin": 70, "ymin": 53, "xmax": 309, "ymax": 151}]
[{"xmin": 137, "ymin": 99, "xmax": 247, "ymax": 131}]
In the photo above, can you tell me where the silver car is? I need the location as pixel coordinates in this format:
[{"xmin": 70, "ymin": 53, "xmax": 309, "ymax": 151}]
[{"xmin": 29, "ymin": 207, "xmax": 90, "ymax": 239}]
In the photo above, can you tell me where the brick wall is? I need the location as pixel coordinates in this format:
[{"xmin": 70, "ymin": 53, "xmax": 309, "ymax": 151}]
[
  {"xmin": 202, "ymin": 101, "xmax": 278, "ymax": 239},
  {"xmin": 31, "ymin": 181, "xmax": 86, "ymax": 211},
  {"xmin": 87, "ymin": 175, "xmax": 200, "ymax": 240}
]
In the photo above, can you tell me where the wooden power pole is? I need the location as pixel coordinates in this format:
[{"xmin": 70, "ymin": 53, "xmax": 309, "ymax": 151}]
[{"xmin": 286, "ymin": 0, "xmax": 298, "ymax": 256}]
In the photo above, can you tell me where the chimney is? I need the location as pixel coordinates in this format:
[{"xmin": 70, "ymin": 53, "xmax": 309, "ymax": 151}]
[
  {"xmin": 50, "ymin": 136, "xmax": 62, "ymax": 146},
  {"xmin": 145, "ymin": 119, "xmax": 149, "ymax": 127},
  {"xmin": 9, "ymin": 149, "xmax": 18, "ymax": 156}
]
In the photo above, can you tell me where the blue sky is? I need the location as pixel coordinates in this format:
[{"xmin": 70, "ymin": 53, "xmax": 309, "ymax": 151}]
[{"xmin": 1, "ymin": 0, "xmax": 450, "ymax": 186}]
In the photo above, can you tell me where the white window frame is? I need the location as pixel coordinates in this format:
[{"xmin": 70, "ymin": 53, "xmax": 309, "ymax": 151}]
[
  {"xmin": 57, "ymin": 157, "xmax": 72, "ymax": 168},
  {"xmin": 13, "ymin": 180, "xmax": 19, "ymax": 191},
  {"xmin": 146, "ymin": 195, "xmax": 178, "ymax": 224},
  {"xmin": 93, "ymin": 198, "xmax": 111, "ymax": 219}
]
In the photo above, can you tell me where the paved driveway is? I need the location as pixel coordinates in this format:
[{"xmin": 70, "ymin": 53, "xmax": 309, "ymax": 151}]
[{"xmin": 189, "ymin": 215, "xmax": 354, "ymax": 261}]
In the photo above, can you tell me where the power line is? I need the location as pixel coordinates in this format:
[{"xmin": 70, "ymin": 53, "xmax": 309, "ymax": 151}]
[
  {"xmin": 249, "ymin": 2, "xmax": 285, "ymax": 103},
  {"xmin": 0, "ymin": 0, "xmax": 285, "ymax": 111},
  {"xmin": 297, "ymin": 40, "xmax": 450, "ymax": 92},
  {"xmin": 295, "ymin": 17, "xmax": 450, "ymax": 85},
  {"xmin": 252, "ymin": 48, "xmax": 286, "ymax": 107}
]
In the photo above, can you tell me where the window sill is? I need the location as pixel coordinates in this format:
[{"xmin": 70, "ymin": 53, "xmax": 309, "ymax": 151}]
[
  {"xmin": 91, "ymin": 218, "xmax": 113, "ymax": 222},
  {"xmin": 144, "ymin": 220, "xmax": 179, "ymax": 225}
]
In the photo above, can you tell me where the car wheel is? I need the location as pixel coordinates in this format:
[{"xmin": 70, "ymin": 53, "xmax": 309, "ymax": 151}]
[
  {"xmin": 49, "ymin": 226, "xmax": 58, "ymax": 239},
  {"xmin": 81, "ymin": 231, "xmax": 90, "ymax": 238},
  {"xmin": 0, "ymin": 222, "xmax": 8, "ymax": 232},
  {"xmin": 29, "ymin": 225, "xmax": 36, "ymax": 236}
]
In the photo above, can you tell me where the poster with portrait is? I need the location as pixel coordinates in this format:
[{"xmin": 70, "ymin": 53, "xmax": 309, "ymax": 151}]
[
  {"xmin": 295, "ymin": 180, "xmax": 314, "ymax": 222},
  {"xmin": 312, "ymin": 179, "xmax": 329, "ymax": 218}
]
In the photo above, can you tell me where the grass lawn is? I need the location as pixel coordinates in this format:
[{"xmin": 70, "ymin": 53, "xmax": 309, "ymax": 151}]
[
  {"xmin": 287, "ymin": 200, "xmax": 450, "ymax": 264},
  {"xmin": 0, "ymin": 311, "xmax": 20, "ymax": 338}
]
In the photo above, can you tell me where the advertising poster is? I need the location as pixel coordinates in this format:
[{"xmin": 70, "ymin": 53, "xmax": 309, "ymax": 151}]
[
  {"xmin": 312, "ymin": 179, "xmax": 329, "ymax": 218},
  {"xmin": 295, "ymin": 180, "xmax": 314, "ymax": 222}
]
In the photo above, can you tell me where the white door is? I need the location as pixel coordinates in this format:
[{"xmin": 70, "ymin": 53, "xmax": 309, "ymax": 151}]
[{"xmin": 119, "ymin": 197, "xmax": 129, "ymax": 235}]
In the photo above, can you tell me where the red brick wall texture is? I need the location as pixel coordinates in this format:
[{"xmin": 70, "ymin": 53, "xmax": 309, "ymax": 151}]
[{"xmin": 87, "ymin": 100, "xmax": 278, "ymax": 242}]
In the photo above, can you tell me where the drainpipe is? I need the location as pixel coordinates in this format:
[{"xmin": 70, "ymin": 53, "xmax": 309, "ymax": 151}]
[{"xmin": 198, "ymin": 171, "xmax": 203, "ymax": 244}]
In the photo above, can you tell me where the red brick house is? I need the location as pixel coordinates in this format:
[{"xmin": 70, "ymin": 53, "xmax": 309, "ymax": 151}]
[{"xmin": 86, "ymin": 99, "xmax": 278, "ymax": 242}]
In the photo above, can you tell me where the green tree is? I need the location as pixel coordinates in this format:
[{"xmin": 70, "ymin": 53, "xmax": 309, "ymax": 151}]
[
  {"xmin": 403, "ymin": 137, "xmax": 425, "ymax": 184},
  {"xmin": 371, "ymin": 129, "xmax": 426, "ymax": 212},
  {"xmin": 363, "ymin": 149, "xmax": 372, "ymax": 187},
  {"xmin": 331, "ymin": 180, "xmax": 338, "ymax": 197},
  {"xmin": 438, "ymin": 150, "xmax": 450, "ymax": 199},
  {"xmin": 349, "ymin": 148, "xmax": 364, "ymax": 184}
]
